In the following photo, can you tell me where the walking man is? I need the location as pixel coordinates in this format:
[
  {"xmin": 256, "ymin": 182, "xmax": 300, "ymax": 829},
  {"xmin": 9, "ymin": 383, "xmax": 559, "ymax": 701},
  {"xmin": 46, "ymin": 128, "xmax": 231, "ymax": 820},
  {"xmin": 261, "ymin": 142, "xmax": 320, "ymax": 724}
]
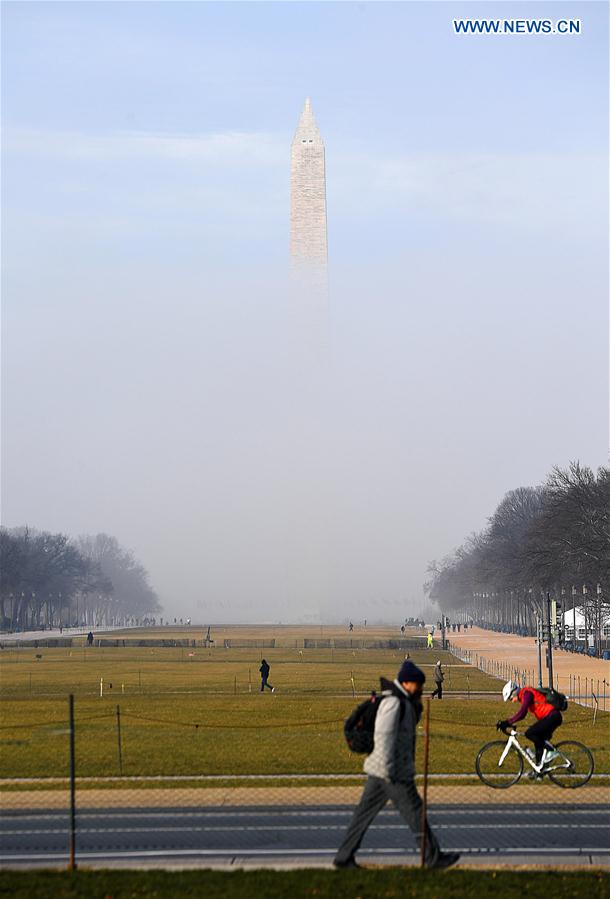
[
  {"xmin": 426, "ymin": 631, "xmax": 433, "ymax": 649},
  {"xmin": 259, "ymin": 659, "xmax": 275, "ymax": 693},
  {"xmin": 334, "ymin": 660, "xmax": 459, "ymax": 870},
  {"xmin": 431, "ymin": 660, "xmax": 444, "ymax": 699}
]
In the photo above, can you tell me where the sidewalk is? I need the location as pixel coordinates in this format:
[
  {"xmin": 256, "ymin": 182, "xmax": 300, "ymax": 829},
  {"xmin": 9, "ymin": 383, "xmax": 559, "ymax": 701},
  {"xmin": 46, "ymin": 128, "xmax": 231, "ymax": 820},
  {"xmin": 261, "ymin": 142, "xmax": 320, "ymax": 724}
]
[
  {"xmin": 2, "ymin": 784, "xmax": 607, "ymax": 809},
  {"xmin": 0, "ymin": 625, "xmax": 135, "ymax": 643}
]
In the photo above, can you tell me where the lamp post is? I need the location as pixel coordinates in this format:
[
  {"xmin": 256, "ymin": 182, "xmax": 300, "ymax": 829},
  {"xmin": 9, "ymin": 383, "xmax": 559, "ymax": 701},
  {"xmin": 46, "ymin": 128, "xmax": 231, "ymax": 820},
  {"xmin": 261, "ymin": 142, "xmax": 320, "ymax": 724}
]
[
  {"xmin": 583, "ymin": 585, "xmax": 590, "ymax": 654},
  {"xmin": 545, "ymin": 592, "xmax": 554, "ymax": 689},
  {"xmin": 571, "ymin": 586, "xmax": 577, "ymax": 646},
  {"xmin": 535, "ymin": 614, "xmax": 543, "ymax": 688}
]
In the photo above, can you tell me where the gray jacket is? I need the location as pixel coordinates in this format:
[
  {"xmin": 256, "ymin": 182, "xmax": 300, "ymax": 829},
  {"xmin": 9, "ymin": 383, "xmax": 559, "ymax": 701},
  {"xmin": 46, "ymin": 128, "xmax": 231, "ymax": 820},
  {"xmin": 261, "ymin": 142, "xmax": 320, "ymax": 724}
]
[{"xmin": 363, "ymin": 679, "xmax": 418, "ymax": 782}]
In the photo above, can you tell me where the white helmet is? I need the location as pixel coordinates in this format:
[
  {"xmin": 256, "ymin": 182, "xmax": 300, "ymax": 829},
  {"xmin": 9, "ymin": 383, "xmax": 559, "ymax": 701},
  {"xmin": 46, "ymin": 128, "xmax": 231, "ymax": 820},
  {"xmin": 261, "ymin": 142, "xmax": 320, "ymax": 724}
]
[{"xmin": 502, "ymin": 680, "xmax": 519, "ymax": 702}]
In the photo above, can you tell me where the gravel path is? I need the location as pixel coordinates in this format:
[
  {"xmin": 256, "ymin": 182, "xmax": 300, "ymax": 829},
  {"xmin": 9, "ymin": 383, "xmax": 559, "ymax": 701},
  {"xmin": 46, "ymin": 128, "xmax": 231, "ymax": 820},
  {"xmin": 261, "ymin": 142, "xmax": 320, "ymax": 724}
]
[{"xmin": 447, "ymin": 627, "xmax": 609, "ymax": 698}]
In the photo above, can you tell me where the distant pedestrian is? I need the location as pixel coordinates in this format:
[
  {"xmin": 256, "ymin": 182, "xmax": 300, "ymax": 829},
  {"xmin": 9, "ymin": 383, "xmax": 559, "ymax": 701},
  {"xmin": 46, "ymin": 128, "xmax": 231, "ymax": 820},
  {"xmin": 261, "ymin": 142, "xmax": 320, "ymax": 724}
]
[
  {"xmin": 426, "ymin": 632, "xmax": 433, "ymax": 649},
  {"xmin": 349, "ymin": 621, "xmax": 354, "ymax": 632},
  {"xmin": 400, "ymin": 625, "xmax": 405, "ymax": 636},
  {"xmin": 334, "ymin": 660, "xmax": 459, "ymax": 870},
  {"xmin": 431, "ymin": 661, "xmax": 444, "ymax": 699},
  {"xmin": 86, "ymin": 631, "xmax": 94, "ymax": 647},
  {"xmin": 259, "ymin": 659, "xmax": 274, "ymax": 693}
]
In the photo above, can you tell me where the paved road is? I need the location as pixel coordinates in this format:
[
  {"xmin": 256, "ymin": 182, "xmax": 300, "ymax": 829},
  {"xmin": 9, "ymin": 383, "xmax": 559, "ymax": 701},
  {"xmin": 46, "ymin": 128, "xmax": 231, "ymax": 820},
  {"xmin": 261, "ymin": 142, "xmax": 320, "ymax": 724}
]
[{"xmin": 1, "ymin": 803, "xmax": 608, "ymax": 867}]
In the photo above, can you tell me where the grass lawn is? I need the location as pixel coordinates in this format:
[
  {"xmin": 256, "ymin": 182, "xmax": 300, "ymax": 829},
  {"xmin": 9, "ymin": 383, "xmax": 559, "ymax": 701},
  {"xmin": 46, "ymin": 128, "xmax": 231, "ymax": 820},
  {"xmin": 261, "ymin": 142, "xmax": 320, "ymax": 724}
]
[
  {"xmin": 0, "ymin": 869, "xmax": 608, "ymax": 899},
  {"xmin": 0, "ymin": 645, "xmax": 497, "ymax": 696},
  {"xmin": 0, "ymin": 693, "xmax": 606, "ymax": 780},
  {"xmin": 1, "ymin": 641, "xmax": 607, "ymax": 780}
]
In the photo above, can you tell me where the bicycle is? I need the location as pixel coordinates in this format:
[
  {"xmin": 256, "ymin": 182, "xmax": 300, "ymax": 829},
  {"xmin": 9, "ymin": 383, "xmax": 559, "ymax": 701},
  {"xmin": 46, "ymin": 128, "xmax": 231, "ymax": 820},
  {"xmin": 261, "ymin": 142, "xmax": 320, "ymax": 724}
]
[{"xmin": 476, "ymin": 725, "xmax": 594, "ymax": 788}]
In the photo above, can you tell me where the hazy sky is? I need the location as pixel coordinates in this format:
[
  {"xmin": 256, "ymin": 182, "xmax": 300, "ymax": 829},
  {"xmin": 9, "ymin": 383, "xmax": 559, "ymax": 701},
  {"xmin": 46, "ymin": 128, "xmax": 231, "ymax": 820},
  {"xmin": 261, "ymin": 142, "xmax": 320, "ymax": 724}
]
[{"xmin": 2, "ymin": 2, "xmax": 608, "ymax": 623}]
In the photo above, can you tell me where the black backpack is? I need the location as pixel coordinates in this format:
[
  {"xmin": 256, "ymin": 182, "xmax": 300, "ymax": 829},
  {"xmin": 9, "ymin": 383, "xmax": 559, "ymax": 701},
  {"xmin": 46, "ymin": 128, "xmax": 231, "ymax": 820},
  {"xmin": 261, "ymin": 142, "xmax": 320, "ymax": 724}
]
[
  {"xmin": 344, "ymin": 690, "xmax": 406, "ymax": 754},
  {"xmin": 540, "ymin": 687, "xmax": 568, "ymax": 712}
]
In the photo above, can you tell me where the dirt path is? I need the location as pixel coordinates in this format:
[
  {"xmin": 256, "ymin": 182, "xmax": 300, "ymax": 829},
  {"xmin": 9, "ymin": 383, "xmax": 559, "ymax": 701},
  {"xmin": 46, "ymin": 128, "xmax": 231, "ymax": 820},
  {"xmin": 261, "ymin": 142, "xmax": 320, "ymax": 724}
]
[
  {"xmin": 447, "ymin": 627, "xmax": 609, "ymax": 701},
  {"xmin": 2, "ymin": 784, "xmax": 607, "ymax": 809}
]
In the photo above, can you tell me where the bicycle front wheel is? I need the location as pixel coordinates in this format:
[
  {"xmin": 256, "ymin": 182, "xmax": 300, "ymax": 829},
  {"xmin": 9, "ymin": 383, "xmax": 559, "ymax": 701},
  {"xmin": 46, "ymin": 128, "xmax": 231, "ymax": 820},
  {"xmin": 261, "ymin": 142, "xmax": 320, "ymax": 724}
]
[
  {"xmin": 476, "ymin": 740, "xmax": 523, "ymax": 788},
  {"xmin": 547, "ymin": 741, "xmax": 594, "ymax": 788}
]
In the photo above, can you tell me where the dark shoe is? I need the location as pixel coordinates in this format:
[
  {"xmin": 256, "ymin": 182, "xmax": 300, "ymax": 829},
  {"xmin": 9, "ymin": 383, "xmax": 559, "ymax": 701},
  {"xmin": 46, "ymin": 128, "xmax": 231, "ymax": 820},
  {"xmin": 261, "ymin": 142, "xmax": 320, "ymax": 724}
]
[
  {"xmin": 428, "ymin": 851, "xmax": 460, "ymax": 870},
  {"xmin": 333, "ymin": 857, "xmax": 361, "ymax": 869}
]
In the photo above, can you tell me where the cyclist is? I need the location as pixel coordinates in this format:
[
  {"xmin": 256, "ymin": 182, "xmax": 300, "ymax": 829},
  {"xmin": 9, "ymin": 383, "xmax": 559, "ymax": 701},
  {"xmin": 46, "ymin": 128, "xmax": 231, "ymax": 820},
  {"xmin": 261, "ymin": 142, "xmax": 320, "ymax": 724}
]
[{"xmin": 497, "ymin": 681, "xmax": 562, "ymax": 772}]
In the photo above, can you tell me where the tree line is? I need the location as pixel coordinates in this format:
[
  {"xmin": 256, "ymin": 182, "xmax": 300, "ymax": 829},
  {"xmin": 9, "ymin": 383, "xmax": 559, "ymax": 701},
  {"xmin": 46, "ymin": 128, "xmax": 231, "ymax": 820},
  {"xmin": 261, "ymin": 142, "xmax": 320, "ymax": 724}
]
[
  {"xmin": 425, "ymin": 462, "xmax": 609, "ymax": 651},
  {"xmin": 0, "ymin": 527, "xmax": 161, "ymax": 631}
]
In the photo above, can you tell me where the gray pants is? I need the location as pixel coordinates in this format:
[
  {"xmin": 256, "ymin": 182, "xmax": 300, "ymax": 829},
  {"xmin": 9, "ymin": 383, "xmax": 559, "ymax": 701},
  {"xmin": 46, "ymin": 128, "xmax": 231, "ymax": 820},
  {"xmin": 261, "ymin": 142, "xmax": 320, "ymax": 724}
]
[{"xmin": 335, "ymin": 775, "xmax": 440, "ymax": 866}]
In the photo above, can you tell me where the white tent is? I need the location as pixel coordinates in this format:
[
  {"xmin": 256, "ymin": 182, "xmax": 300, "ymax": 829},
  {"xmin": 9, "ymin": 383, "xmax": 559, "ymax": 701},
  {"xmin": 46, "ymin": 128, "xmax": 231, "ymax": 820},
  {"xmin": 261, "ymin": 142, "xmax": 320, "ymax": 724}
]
[{"xmin": 563, "ymin": 605, "xmax": 610, "ymax": 642}]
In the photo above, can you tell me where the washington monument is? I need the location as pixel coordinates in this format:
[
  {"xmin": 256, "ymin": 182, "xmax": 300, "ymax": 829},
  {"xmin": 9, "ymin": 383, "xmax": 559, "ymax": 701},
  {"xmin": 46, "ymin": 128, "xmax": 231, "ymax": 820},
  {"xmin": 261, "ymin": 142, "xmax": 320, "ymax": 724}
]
[{"xmin": 290, "ymin": 99, "xmax": 328, "ymax": 286}]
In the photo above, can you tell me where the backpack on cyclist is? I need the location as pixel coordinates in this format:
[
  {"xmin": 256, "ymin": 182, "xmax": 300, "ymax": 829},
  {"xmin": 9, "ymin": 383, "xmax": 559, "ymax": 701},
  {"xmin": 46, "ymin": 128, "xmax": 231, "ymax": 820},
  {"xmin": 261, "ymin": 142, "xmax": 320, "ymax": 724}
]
[
  {"xmin": 540, "ymin": 687, "xmax": 568, "ymax": 712},
  {"xmin": 344, "ymin": 689, "xmax": 405, "ymax": 754}
]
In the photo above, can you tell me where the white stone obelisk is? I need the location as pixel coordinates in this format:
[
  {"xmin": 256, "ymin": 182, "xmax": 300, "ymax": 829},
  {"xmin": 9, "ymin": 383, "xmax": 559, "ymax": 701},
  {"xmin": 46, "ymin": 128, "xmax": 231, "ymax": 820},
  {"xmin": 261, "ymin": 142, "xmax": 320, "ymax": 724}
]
[{"xmin": 290, "ymin": 99, "xmax": 328, "ymax": 291}]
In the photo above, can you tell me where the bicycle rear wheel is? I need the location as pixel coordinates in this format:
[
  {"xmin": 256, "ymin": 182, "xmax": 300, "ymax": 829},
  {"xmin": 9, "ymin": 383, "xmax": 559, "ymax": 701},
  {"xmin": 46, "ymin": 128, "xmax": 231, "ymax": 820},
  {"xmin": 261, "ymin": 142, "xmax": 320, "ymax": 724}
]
[
  {"xmin": 547, "ymin": 741, "xmax": 594, "ymax": 788},
  {"xmin": 476, "ymin": 740, "xmax": 523, "ymax": 788}
]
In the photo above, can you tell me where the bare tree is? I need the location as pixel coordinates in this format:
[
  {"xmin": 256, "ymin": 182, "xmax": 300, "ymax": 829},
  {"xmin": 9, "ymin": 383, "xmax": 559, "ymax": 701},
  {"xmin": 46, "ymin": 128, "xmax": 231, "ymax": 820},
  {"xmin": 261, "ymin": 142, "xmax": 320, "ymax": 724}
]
[{"xmin": 424, "ymin": 463, "xmax": 609, "ymax": 651}]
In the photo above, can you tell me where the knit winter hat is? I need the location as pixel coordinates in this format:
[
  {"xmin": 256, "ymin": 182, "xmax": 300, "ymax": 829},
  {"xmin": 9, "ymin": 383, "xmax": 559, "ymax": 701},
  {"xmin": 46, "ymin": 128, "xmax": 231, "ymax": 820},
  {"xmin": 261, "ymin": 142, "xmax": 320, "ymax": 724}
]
[{"xmin": 397, "ymin": 660, "xmax": 426, "ymax": 684}]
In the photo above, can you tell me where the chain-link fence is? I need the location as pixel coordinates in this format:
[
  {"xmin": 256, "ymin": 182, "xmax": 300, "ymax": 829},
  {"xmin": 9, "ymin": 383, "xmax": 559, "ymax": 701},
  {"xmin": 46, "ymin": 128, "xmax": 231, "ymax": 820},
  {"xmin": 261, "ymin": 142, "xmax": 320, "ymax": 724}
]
[{"xmin": 2, "ymin": 668, "xmax": 607, "ymax": 868}]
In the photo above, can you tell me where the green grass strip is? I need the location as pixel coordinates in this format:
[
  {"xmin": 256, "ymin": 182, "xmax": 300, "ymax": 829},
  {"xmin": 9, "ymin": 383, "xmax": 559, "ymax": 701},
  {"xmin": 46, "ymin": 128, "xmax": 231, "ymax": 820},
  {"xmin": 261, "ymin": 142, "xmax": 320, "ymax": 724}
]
[{"xmin": 0, "ymin": 869, "xmax": 608, "ymax": 899}]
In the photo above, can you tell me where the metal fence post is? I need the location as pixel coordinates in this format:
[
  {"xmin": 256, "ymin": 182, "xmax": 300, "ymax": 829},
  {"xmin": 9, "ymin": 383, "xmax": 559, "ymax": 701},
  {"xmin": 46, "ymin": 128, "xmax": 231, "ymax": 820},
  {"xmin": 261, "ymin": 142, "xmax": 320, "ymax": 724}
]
[
  {"xmin": 420, "ymin": 697, "xmax": 431, "ymax": 868},
  {"xmin": 116, "ymin": 704, "xmax": 123, "ymax": 776},
  {"xmin": 68, "ymin": 694, "xmax": 76, "ymax": 870}
]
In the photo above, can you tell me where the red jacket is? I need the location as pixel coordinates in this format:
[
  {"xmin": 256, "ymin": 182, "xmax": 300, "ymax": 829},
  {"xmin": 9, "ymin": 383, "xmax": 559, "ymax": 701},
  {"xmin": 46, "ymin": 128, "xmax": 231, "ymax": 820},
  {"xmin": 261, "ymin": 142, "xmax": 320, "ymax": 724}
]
[{"xmin": 511, "ymin": 687, "xmax": 555, "ymax": 722}]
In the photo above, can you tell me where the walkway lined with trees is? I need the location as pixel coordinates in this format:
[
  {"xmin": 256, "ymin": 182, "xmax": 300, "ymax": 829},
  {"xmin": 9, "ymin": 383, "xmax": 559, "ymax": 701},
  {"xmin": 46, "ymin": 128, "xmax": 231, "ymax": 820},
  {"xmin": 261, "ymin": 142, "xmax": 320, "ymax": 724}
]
[
  {"xmin": 426, "ymin": 462, "xmax": 609, "ymax": 656},
  {"xmin": 0, "ymin": 528, "xmax": 161, "ymax": 632}
]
